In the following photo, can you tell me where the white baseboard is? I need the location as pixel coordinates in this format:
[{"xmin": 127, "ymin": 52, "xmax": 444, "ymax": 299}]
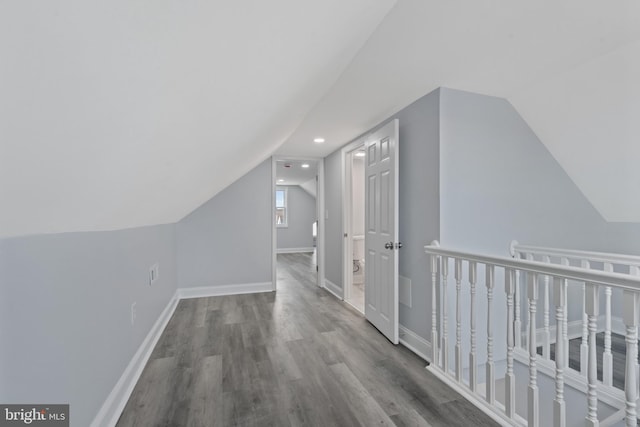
[
  {"xmin": 399, "ymin": 324, "xmax": 432, "ymax": 363},
  {"xmin": 178, "ymin": 282, "xmax": 273, "ymax": 299},
  {"xmin": 323, "ymin": 279, "xmax": 343, "ymax": 300},
  {"xmin": 90, "ymin": 290, "xmax": 180, "ymax": 427},
  {"xmin": 276, "ymin": 247, "xmax": 315, "ymax": 254}
]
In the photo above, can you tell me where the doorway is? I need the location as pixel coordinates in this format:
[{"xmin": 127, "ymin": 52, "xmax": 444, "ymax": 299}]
[
  {"xmin": 343, "ymin": 145, "xmax": 366, "ymax": 313},
  {"xmin": 272, "ymin": 157, "xmax": 325, "ymax": 290},
  {"xmin": 341, "ymin": 119, "xmax": 399, "ymax": 343}
]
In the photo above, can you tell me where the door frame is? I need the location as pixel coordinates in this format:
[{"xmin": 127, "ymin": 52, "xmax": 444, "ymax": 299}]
[
  {"xmin": 341, "ymin": 137, "xmax": 367, "ymax": 308},
  {"xmin": 272, "ymin": 156, "xmax": 325, "ymax": 290}
]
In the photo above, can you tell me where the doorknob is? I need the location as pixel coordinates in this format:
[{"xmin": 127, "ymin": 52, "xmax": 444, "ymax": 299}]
[
  {"xmin": 395, "ymin": 242, "xmax": 403, "ymax": 249},
  {"xmin": 384, "ymin": 242, "xmax": 394, "ymax": 249}
]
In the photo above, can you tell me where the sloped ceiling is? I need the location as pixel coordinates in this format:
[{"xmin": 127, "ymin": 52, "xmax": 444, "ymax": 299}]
[
  {"xmin": 279, "ymin": 0, "xmax": 640, "ymax": 222},
  {"xmin": 510, "ymin": 40, "xmax": 640, "ymax": 222},
  {"xmin": 3, "ymin": 1, "xmax": 640, "ymax": 238},
  {"xmin": 0, "ymin": 0, "xmax": 396, "ymax": 237}
]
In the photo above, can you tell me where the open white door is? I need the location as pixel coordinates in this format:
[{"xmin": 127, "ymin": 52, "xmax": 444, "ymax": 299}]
[{"xmin": 364, "ymin": 119, "xmax": 399, "ymax": 344}]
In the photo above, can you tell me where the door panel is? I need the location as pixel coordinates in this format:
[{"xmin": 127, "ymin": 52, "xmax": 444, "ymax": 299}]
[
  {"xmin": 380, "ymin": 170, "xmax": 390, "ymax": 234},
  {"xmin": 364, "ymin": 119, "xmax": 399, "ymax": 344}
]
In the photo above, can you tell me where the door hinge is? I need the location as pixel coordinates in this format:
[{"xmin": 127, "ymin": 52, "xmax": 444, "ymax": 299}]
[{"xmin": 316, "ymin": 265, "xmax": 319, "ymax": 272}]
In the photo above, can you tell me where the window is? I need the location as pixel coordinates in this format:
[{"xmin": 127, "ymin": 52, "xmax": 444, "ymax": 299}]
[{"xmin": 275, "ymin": 188, "xmax": 287, "ymax": 227}]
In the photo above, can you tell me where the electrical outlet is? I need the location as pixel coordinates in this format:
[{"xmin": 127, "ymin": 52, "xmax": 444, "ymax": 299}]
[
  {"xmin": 149, "ymin": 263, "xmax": 159, "ymax": 286},
  {"xmin": 131, "ymin": 302, "xmax": 137, "ymax": 325}
]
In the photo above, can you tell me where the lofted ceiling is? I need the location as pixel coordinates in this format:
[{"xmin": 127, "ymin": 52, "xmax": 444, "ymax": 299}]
[
  {"xmin": 0, "ymin": 0, "xmax": 396, "ymax": 237},
  {"xmin": 3, "ymin": 1, "xmax": 640, "ymax": 238},
  {"xmin": 279, "ymin": 0, "xmax": 640, "ymax": 222}
]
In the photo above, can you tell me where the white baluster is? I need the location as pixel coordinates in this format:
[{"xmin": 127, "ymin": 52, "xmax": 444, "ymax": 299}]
[
  {"xmin": 486, "ymin": 264, "xmax": 495, "ymax": 405},
  {"xmin": 560, "ymin": 257, "xmax": 569, "ymax": 368},
  {"xmin": 602, "ymin": 262, "xmax": 613, "ymax": 387},
  {"xmin": 526, "ymin": 254, "xmax": 534, "ymax": 352},
  {"xmin": 431, "ymin": 254, "xmax": 439, "ymax": 366},
  {"xmin": 581, "ymin": 259, "xmax": 591, "ymax": 376},
  {"xmin": 542, "ymin": 255, "xmax": 551, "ymax": 360},
  {"xmin": 623, "ymin": 288, "xmax": 639, "ymax": 427},
  {"xmin": 441, "ymin": 256, "xmax": 449, "ymax": 374},
  {"xmin": 505, "ymin": 268, "xmax": 516, "ymax": 419},
  {"xmin": 553, "ymin": 276, "xmax": 566, "ymax": 427},
  {"xmin": 528, "ymin": 272, "xmax": 539, "ymax": 427},
  {"xmin": 631, "ymin": 267, "xmax": 640, "ymax": 399},
  {"xmin": 585, "ymin": 283, "xmax": 600, "ymax": 427},
  {"xmin": 469, "ymin": 261, "xmax": 477, "ymax": 392},
  {"xmin": 455, "ymin": 258, "xmax": 463, "ymax": 382},
  {"xmin": 515, "ymin": 269, "xmax": 522, "ymax": 348}
]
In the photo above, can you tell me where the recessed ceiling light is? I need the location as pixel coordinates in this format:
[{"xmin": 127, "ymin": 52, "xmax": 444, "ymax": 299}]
[
  {"xmin": 313, "ymin": 137, "xmax": 325, "ymax": 143},
  {"xmin": 355, "ymin": 151, "xmax": 365, "ymax": 157},
  {"xmin": 301, "ymin": 163, "xmax": 310, "ymax": 168},
  {"xmin": 277, "ymin": 179, "xmax": 284, "ymax": 183}
]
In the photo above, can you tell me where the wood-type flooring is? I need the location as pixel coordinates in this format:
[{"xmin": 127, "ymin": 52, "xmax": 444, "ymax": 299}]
[{"xmin": 117, "ymin": 252, "xmax": 498, "ymax": 426}]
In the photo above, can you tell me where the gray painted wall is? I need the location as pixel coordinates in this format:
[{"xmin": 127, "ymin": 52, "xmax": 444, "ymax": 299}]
[
  {"xmin": 324, "ymin": 149, "xmax": 343, "ymax": 288},
  {"xmin": 276, "ymin": 185, "xmax": 316, "ymax": 250},
  {"xmin": 395, "ymin": 90, "xmax": 441, "ymax": 339},
  {"xmin": 0, "ymin": 224, "xmax": 177, "ymax": 427},
  {"xmin": 439, "ymin": 87, "xmax": 607, "ymax": 255},
  {"xmin": 604, "ymin": 222, "xmax": 640, "ymax": 256},
  {"xmin": 177, "ymin": 159, "xmax": 272, "ymax": 288}
]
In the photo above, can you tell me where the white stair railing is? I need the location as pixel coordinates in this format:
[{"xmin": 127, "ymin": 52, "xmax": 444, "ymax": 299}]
[
  {"xmin": 510, "ymin": 241, "xmax": 640, "ymax": 386},
  {"xmin": 425, "ymin": 241, "xmax": 640, "ymax": 427}
]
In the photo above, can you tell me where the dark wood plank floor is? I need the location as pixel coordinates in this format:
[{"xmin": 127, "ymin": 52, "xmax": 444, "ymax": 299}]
[{"xmin": 117, "ymin": 252, "xmax": 498, "ymax": 427}]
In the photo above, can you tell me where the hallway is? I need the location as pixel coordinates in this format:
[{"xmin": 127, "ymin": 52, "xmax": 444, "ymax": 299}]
[{"xmin": 117, "ymin": 253, "xmax": 497, "ymax": 426}]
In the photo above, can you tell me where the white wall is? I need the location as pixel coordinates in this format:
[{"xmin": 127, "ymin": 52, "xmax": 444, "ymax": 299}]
[
  {"xmin": 0, "ymin": 225, "xmax": 177, "ymax": 427},
  {"xmin": 276, "ymin": 185, "xmax": 316, "ymax": 251},
  {"xmin": 351, "ymin": 157, "xmax": 365, "ymax": 238}
]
